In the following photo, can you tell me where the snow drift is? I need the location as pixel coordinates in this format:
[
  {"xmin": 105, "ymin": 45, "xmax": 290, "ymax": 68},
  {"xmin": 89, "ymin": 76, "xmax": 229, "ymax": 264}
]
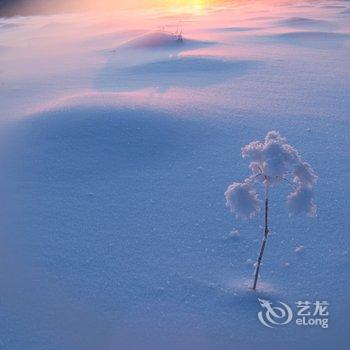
[{"xmin": 118, "ymin": 31, "xmax": 213, "ymax": 50}]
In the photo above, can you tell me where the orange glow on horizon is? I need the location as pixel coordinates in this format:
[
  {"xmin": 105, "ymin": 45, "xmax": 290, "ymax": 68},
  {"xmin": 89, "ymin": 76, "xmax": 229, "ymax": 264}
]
[
  {"xmin": 13, "ymin": 0, "xmax": 249, "ymax": 17},
  {"xmin": 82, "ymin": 0, "xmax": 226, "ymax": 12}
]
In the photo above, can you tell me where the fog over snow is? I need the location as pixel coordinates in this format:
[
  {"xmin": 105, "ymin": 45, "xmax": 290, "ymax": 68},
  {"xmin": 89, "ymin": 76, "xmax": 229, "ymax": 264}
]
[{"xmin": 0, "ymin": 1, "xmax": 349, "ymax": 349}]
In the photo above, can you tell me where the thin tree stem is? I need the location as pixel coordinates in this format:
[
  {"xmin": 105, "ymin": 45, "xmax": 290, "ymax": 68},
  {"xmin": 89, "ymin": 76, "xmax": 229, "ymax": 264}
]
[{"xmin": 252, "ymin": 182, "xmax": 269, "ymax": 290}]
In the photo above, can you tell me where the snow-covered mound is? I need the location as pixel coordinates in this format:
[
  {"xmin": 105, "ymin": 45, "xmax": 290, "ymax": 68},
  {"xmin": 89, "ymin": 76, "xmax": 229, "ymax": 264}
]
[
  {"xmin": 340, "ymin": 9, "xmax": 350, "ymax": 15},
  {"xmin": 118, "ymin": 31, "xmax": 213, "ymax": 50},
  {"xmin": 221, "ymin": 26, "xmax": 261, "ymax": 32},
  {"xmin": 276, "ymin": 17, "xmax": 336, "ymax": 29},
  {"xmin": 267, "ymin": 31, "xmax": 350, "ymax": 47},
  {"xmin": 17, "ymin": 105, "xmax": 200, "ymax": 170},
  {"xmin": 96, "ymin": 56, "xmax": 258, "ymax": 91},
  {"xmin": 276, "ymin": 31, "xmax": 349, "ymax": 40}
]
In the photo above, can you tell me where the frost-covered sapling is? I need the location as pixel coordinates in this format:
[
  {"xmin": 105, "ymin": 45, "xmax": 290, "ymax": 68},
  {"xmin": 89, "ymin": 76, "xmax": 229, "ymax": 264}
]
[{"xmin": 225, "ymin": 131, "xmax": 317, "ymax": 290}]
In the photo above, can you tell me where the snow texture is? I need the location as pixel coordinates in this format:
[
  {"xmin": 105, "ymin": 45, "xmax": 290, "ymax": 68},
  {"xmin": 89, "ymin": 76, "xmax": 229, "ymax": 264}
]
[{"xmin": 0, "ymin": 1, "xmax": 349, "ymax": 349}]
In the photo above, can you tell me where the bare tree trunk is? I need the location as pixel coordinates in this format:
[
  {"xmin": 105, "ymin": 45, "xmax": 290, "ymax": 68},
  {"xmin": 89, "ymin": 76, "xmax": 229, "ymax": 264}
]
[{"xmin": 252, "ymin": 183, "xmax": 269, "ymax": 290}]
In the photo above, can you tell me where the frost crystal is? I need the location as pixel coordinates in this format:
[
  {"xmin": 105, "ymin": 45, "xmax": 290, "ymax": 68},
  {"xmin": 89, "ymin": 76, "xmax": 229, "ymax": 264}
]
[
  {"xmin": 226, "ymin": 131, "xmax": 317, "ymax": 218},
  {"xmin": 225, "ymin": 181, "xmax": 261, "ymax": 219}
]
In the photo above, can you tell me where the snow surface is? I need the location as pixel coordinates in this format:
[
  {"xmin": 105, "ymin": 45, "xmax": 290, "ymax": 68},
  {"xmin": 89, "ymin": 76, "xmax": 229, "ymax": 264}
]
[{"xmin": 0, "ymin": 1, "xmax": 350, "ymax": 349}]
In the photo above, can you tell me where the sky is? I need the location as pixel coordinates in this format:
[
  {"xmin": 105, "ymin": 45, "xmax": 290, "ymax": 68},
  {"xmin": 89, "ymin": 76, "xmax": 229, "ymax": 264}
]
[{"xmin": 0, "ymin": 0, "xmax": 241, "ymax": 16}]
